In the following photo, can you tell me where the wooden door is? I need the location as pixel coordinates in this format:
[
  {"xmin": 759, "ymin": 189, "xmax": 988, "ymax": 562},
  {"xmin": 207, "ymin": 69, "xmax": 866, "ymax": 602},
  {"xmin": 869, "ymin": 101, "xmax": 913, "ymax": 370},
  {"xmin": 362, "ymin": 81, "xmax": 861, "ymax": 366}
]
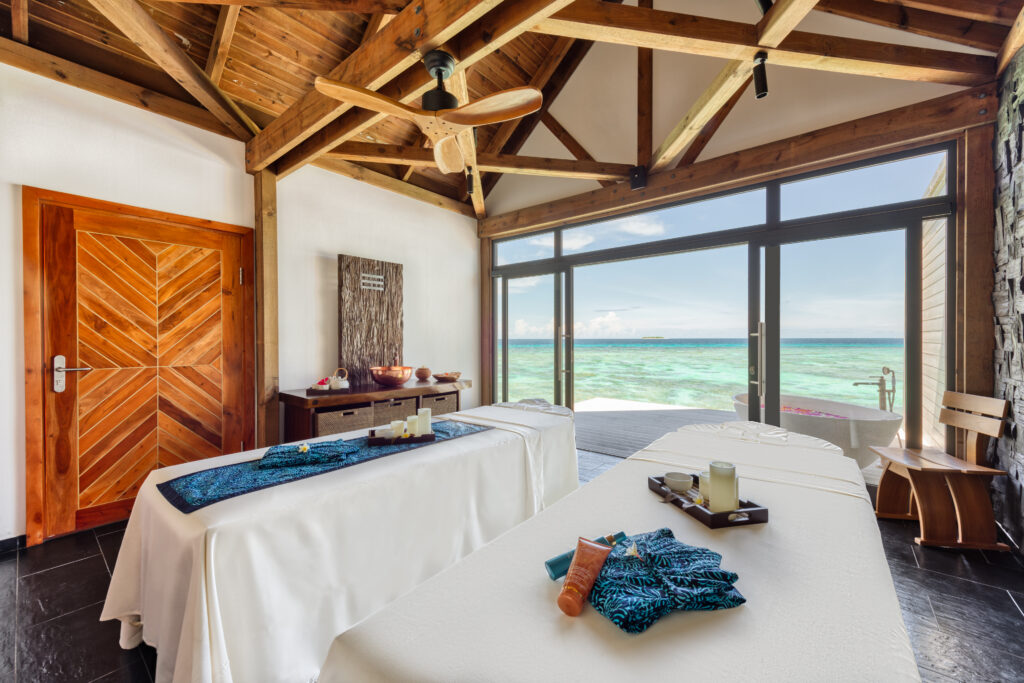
[{"xmin": 24, "ymin": 188, "xmax": 254, "ymax": 544}]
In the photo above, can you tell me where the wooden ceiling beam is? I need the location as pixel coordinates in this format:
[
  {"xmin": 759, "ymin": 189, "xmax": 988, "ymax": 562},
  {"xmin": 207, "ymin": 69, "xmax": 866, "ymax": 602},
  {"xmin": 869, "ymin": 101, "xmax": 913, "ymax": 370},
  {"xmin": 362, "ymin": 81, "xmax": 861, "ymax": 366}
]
[
  {"xmin": 0, "ymin": 36, "xmax": 232, "ymax": 136},
  {"xmin": 246, "ymin": 0, "xmax": 503, "ymax": 173},
  {"xmin": 271, "ymin": 0, "xmax": 578, "ymax": 178},
  {"xmin": 541, "ymin": 111, "xmax": 615, "ymax": 187},
  {"xmin": 815, "ymin": 0, "xmax": 1008, "ymax": 53},
  {"xmin": 534, "ymin": 0, "xmax": 995, "ymax": 85},
  {"xmin": 325, "ymin": 142, "xmax": 633, "ymax": 180},
  {"xmin": 172, "ymin": 0, "xmax": 409, "ymax": 11},
  {"xmin": 998, "ymin": 7, "xmax": 1024, "ymax": 75},
  {"xmin": 674, "ymin": 75, "xmax": 751, "ymax": 168},
  {"xmin": 637, "ymin": 0, "xmax": 652, "ymax": 168},
  {"xmin": 206, "ymin": 6, "xmax": 240, "ymax": 85},
  {"xmin": 650, "ymin": 0, "xmax": 816, "ymax": 173},
  {"xmin": 11, "ymin": 0, "xmax": 29, "ymax": 43},
  {"xmin": 85, "ymin": 0, "xmax": 258, "ymax": 139},
  {"xmin": 313, "ymin": 158, "xmax": 475, "ymax": 217},
  {"xmin": 479, "ymin": 83, "xmax": 996, "ymax": 238},
  {"xmin": 872, "ymin": 0, "xmax": 1022, "ymax": 27}
]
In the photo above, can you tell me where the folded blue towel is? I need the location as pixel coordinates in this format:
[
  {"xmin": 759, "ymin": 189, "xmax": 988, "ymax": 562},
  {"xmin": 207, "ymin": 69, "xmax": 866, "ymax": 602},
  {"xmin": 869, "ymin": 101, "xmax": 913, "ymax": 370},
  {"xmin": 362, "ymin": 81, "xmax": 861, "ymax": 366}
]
[
  {"xmin": 588, "ymin": 528, "xmax": 745, "ymax": 634},
  {"xmin": 257, "ymin": 440, "xmax": 360, "ymax": 469}
]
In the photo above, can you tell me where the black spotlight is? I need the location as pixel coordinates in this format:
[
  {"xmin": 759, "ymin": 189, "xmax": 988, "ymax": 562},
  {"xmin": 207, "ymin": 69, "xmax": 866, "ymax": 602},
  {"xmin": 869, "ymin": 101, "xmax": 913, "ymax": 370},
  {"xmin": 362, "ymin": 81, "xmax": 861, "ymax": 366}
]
[
  {"xmin": 754, "ymin": 0, "xmax": 772, "ymax": 15},
  {"xmin": 753, "ymin": 51, "xmax": 769, "ymax": 100}
]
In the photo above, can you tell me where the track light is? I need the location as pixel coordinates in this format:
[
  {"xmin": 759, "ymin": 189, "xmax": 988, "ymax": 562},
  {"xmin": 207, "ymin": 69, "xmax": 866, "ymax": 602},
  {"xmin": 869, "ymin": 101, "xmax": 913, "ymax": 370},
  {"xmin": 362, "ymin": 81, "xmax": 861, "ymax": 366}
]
[
  {"xmin": 753, "ymin": 51, "xmax": 769, "ymax": 99},
  {"xmin": 754, "ymin": 0, "xmax": 773, "ymax": 15}
]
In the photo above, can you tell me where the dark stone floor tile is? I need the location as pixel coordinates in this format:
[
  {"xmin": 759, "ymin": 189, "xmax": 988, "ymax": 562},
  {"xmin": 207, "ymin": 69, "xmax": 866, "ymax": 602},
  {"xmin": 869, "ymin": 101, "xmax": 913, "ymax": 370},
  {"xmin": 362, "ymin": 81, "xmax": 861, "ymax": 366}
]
[
  {"xmin": 983, "ymin": 548, "xmax": 1024, "ymax": 572},
  {"xmin": 97, "ymin": 530, "xmax": 125, "ymax": 575},
  {"xmin": 87, "ymin": 653, "xmax": 151, "ymax": 683},
  {"xmin": 92, "ymin": 521, "xmax": 128, "ymax": 536},
  {"xmin": 0, "ymin": 550, "xmax": 16, "ymax": 678},
  {"xmin": 17, "ymin": 602, "xmax": 138, "ymax": 683},
  {"xmin": 18, "ymin": 555, "xmax": 110, "ymax": 627},
  {"xmin": 912, "ymin": 544, "xmax": 1024, "ymax": 593},
  {"xmin": 917, "ymin": 665, "xmax": 961, "ymax": 682},
  {"xmin": 877, "ymin": 519, "xmax": 919, "ymax": 568},
  {"xmin": 19, "ymin": 531, "xmax": 101, "ymax": 577},
  {"xmin": 904, "ymin": 618, "xmax": 1024, "ymax": 682},
  {"xmin": 138, "ymin": 643, "xmax": 156, "ymax": 680}
]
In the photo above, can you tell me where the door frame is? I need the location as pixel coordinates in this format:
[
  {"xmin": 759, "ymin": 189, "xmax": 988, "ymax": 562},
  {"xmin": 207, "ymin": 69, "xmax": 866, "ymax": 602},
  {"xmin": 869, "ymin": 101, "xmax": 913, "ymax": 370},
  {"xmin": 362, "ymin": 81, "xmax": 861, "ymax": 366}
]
[{"xmin": 22, "ymin": 186, "xmax": 255, "ymax": 545}]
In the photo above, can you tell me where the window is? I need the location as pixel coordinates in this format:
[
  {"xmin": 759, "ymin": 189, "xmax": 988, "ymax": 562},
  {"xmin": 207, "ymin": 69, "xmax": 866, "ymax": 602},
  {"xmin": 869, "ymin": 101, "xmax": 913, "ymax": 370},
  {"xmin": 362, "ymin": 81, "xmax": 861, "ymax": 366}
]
[{"xmin": 495, "ymin": 232, "xmax": 555, "ymax": 266}]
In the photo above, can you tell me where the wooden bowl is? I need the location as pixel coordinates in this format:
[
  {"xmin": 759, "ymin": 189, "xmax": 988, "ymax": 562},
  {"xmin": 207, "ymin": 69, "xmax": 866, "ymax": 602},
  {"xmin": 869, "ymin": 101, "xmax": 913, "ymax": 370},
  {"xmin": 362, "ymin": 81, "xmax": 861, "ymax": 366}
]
[
  {"xmin": 433, "ymin": 372, "xmax": 461, "ymax": 383},
  {"xmin": 370, "ymin": 366, "xmax": 413, "ymax": 387}
]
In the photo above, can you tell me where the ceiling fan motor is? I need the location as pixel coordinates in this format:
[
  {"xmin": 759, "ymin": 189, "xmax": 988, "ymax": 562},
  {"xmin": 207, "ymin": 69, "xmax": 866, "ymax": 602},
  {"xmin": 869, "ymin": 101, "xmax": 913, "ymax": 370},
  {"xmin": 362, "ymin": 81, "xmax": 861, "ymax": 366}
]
[{"xmin": 421, "ymin": 50, "xmax": 459, "ymax": 111}]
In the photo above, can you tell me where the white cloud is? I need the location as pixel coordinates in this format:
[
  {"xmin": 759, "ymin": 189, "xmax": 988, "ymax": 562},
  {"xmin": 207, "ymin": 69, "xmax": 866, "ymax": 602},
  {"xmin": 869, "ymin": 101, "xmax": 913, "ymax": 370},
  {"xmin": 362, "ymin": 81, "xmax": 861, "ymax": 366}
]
[
  {"xmin": 530, "ymin": 232, "xmax": 595, "ymax": 252},
  {"xmin": 512, "ymin": 318, "xmax": 554, "ymax": 337},
  {"xmin": 507, "ymin": 276, "xmax": 544, "ymax": 292},
  {"xmin": 613, "ymin": 217, "xmax": 666, "ymax": 237},
  {"xmin": 528, "ymin": 234, "xmax": 554, "ymax": 248},
  {"xmin": 574, "ymin": 311, "xmax": 633, "ymax": 338}
]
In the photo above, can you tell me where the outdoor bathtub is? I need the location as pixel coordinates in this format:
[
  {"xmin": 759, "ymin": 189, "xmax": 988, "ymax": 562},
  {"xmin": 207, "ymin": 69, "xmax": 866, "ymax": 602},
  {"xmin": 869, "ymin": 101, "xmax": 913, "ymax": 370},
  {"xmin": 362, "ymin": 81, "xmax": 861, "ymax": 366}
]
[{"xmin": 732, "ymin": 393, "xmax": 903, "ymax": 468}]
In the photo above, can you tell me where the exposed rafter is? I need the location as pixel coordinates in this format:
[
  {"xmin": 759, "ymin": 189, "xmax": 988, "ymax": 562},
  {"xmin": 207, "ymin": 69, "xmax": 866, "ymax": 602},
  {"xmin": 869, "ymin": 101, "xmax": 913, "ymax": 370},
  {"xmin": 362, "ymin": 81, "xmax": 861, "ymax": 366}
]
[
  {"xmin": 11, "ymin": 0, "xmax": 28, "ymax": 43},
  {"xmin": 871, "ymin": 0, "xmax": 1022, "ymax": 27},
  {"xmin": 480, "ymin": 84, "xmax": 996, "ymax": 237},
  {"xmin": 815, "ymin": 0, "xmax": 1008, "ymax": 52},
  {"xmin": 85, "ymin": 0, "xmax": 257, "ymax": 139},
  {"xmin": 264, "ymin": 0, "xmax": 577, "ymax": 177},
  {"xmin": 0, "ymin": 36, "xmax": 231, "ymax": 136},
  {"xmin": 674, "ymin": 76, "xmax": 751, "ymax": 168},
  {"xmin": 998, "ymin": 6, "xmax": 1024, "ymax": 75},
  {"xmin": 314, "ymin": 158, "xmax": 475, "ymax": 217},
  {"xmin": 637, "ymin": 0, "xmax": 653, "ymax": 168},
  {"xmin": 205, "ymin": 6, "xmax": 240, "ymax": 84},
  {"xmin": 650, "ymin": 0, "xmax": 817, "ymax": 173},
  {"xmin": 326, "ymin": 142, "xmax": 633, "ymax": 180},
  {"xmin": 533, "ymin": 1, "xmax": 995, "ymax": 85},
  {"xmin": 173, "ymin": 0, "xmax": 408, "ymax": 11},
  {"xmin": 541, "ymin": 111, "xmax": 616, "ymax": 187}
]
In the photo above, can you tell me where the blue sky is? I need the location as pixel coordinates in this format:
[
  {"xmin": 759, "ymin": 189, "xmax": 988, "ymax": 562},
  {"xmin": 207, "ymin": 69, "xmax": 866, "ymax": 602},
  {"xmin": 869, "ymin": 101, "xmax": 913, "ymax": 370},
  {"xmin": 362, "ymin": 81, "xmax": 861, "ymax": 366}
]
[{"xmin": 501, "ymin": 152, "xmax": 944, "ymax": 339}]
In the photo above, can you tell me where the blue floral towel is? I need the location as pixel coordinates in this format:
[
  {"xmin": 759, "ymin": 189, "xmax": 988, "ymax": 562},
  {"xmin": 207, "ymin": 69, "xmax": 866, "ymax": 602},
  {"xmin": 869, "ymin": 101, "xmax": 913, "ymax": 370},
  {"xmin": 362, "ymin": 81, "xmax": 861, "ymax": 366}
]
[
  {"xmin": 588, "ymin": 528, "xmax": 745, "ymax": 634},
  {"xmin": 257, "ymin": 440, "xmax": 360, "ymax": 469},
  {"xmin": 156, "ymin": 420, "xmax": 491, "ymax": 513}
]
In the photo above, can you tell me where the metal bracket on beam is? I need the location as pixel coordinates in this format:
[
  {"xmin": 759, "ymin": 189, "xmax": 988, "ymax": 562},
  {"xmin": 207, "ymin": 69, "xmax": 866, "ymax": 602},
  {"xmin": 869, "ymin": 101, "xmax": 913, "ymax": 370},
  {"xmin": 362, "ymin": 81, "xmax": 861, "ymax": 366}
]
[{"xmin": 629, "ymin": 165, "xmax": 648, "ymax": 191}]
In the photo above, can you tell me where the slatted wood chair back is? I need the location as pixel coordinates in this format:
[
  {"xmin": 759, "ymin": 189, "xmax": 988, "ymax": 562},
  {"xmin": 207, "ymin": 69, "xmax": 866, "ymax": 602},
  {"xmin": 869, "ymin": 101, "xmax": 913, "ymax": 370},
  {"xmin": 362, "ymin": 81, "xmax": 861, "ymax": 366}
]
[{"xmin": 939, "ymin": 391, "xmax": 1010, "ymax": 465}]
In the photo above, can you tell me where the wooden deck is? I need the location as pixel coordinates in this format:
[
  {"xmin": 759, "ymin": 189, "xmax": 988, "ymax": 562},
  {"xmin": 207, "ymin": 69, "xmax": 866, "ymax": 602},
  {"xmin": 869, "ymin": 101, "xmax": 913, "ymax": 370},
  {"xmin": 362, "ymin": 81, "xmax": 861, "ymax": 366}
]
[{"xmin": 573, "ymin": 398, "xmax": 735, "ymax": 458}]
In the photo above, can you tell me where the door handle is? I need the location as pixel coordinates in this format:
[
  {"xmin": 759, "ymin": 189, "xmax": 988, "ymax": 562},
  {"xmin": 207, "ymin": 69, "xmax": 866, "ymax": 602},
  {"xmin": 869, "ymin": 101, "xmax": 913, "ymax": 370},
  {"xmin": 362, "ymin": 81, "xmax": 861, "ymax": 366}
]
[{"xmin": 53, "ymin": 355, "xmax": 91, "ymax": 393}]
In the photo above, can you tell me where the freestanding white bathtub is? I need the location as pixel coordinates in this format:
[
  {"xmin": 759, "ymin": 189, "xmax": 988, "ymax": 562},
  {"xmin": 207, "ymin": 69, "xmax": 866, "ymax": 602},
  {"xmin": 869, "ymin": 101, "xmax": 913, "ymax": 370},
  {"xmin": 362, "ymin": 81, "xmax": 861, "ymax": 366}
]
[{"xmin": 732, "ymin": 393, "xmax": 903, "ymax": 468}]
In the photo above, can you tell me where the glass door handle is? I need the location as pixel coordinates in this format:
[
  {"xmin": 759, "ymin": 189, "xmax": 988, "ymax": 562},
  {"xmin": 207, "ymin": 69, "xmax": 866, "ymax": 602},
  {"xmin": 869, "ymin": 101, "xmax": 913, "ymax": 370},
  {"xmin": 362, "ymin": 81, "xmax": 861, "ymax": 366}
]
[{"xmin": 748, "ymin": 322, "xmax": 766, "ymax": 401}]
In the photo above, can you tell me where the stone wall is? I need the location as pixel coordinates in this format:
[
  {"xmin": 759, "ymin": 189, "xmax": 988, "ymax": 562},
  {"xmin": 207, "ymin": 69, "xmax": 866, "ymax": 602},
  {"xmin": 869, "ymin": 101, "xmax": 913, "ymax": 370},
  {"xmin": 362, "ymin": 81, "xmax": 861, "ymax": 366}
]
[{"xmin": 993, "ymin": 49, "xmax": 1024, "ymax": 548}]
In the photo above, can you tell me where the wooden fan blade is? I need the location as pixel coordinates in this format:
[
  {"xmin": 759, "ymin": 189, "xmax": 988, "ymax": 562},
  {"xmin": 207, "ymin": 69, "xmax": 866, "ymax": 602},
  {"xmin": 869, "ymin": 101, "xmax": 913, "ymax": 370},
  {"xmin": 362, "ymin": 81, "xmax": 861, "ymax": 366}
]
[
  {"xmin": 438, "ymin": 87, "xmax": 542, "ymax": 126},
  {"xmin": 433, "ymin": 135, "xmax": 465, "ymax": 174},
  {"xmin": 314, "ymin": 77, "xmax": 423, "ymax": 121}
]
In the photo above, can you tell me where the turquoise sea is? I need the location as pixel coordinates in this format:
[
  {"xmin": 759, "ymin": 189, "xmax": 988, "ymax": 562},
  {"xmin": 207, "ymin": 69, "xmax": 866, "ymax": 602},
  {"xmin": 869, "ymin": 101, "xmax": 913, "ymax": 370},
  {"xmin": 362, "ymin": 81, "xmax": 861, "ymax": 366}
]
[{"xmin": 498, "ymin": 338, "xmax": 905, "ymax": 413}]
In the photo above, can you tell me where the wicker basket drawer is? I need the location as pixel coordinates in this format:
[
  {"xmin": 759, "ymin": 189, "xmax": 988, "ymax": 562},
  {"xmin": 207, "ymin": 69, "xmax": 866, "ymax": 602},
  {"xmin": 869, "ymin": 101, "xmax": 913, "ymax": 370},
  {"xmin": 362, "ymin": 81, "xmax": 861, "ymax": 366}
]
[
  {"xmin": 422, "ymin": 392, "xmax": 458, "ymax": 416},
  {"xmin": 372, "ymin": 397, "xmax": 417, "ymax": 425},
  {"xmin": 316, "ymin": 405, "xmax": 373, "ymax": 436}
]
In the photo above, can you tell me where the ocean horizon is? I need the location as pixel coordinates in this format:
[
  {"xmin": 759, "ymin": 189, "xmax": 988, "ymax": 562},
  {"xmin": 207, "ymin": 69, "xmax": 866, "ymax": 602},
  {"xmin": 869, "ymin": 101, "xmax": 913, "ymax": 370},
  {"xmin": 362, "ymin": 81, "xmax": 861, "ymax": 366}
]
[{"xmin": 498, "ymin": 337, "xmax": 906, "ymax": 413}]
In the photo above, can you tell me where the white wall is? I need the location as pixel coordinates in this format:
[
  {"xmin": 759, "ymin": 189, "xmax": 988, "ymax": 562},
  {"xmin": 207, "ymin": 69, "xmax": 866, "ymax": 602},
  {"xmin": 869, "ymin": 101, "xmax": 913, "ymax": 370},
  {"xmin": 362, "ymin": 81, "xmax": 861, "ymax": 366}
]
[
  {"xmin": 276, "ymin": 165, "xmax": 480, "ymax": 407},
  {"xmin": 0, "ymin": 64, "xmax": 480, "ymax": 541}
]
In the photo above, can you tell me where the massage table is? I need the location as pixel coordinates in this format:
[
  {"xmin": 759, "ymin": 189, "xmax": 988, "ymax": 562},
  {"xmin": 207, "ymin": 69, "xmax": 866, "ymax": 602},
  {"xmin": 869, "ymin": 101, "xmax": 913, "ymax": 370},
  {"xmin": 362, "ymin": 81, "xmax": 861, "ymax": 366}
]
[
  {"xmin": 100, "ymin": 404, "xmax": 578, "ymax": 683},
  {"xmin": 319, "ymin": 421, "xmax": 920, "ymax": 682}
]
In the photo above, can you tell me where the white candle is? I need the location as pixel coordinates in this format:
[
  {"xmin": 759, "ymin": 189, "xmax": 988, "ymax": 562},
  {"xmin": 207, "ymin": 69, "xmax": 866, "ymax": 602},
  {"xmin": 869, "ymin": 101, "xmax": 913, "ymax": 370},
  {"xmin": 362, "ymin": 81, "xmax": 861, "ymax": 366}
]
[
  {"xmin": 390, "ymin": 420, "xmax": 405, "ymax": 438},
  {"xmin": 407, "ymin": 415, "xmax": 419, "ymax": 436},
  {"xmin": 708, "ymin": 461, "xmax": 739, "ymax": 513},
  {"xmin": 418, "ymin": 408, "xmax": 432, "ymax": 434}
]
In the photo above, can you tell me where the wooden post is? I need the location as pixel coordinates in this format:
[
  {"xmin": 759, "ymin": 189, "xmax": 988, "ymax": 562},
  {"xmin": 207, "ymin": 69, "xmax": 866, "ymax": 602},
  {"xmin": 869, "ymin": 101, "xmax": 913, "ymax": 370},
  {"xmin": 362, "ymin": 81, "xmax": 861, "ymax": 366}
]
[
  {"xmin": 255, "ymin": 169, "xmax": 280, "ymax": 447},
  {"xmin": 637, "ymin": 0, "xmax": 653, "ymax": 168},
  {"xmin": 480, "ymin": 237, "xmax": 494, "ymax": 405}
]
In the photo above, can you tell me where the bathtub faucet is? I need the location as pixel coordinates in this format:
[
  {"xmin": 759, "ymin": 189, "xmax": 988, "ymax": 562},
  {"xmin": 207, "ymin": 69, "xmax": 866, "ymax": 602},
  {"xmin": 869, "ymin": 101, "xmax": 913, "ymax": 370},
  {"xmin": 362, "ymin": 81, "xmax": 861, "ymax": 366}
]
[
  {"xmin": 853, "ymin": 377, "xmax": 888, "ymax": 411},
  {"xmin": 854, "ymin": 367, "xmax": 897, "ymax": 413}
]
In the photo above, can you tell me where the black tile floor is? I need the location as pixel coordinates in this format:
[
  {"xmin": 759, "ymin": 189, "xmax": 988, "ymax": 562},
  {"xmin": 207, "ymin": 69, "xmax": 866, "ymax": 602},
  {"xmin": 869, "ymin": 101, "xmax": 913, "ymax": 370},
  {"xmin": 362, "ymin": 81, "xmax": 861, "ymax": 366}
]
[{"xmin": 2, "ymin": 452, "xmax": 1022, "ymax": 682}]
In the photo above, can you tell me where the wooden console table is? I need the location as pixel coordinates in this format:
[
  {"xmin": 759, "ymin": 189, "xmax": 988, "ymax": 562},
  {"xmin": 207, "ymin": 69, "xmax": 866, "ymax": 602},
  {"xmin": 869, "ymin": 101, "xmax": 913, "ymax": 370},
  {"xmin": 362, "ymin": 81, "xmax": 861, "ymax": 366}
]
[{"xmin": 279, "ymin": 380, "xmax": 472, "ymax": 442}]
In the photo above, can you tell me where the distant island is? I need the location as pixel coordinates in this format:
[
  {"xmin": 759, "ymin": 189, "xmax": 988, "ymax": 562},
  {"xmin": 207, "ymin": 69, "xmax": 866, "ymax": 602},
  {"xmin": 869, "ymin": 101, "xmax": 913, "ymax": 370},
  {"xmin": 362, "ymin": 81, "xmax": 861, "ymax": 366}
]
[{"xmin": 641, "ymin": 336, "xmax": 665, "ymax": 339}]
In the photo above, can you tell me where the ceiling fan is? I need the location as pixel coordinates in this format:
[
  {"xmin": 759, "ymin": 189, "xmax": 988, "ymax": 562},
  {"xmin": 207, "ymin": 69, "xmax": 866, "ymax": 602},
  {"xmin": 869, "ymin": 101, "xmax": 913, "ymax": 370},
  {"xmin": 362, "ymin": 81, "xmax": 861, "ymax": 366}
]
[{"xmin": 315, "ymin": 50, "xmax": 542, "ymax": 188}]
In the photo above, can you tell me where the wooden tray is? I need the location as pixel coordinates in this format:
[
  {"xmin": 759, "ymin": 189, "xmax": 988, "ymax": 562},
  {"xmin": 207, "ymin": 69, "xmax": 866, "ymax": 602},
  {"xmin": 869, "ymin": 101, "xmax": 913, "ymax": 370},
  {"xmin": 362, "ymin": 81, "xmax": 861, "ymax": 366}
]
[
  {"xmin": 648, "ymin": 475, "xmax": 768, "ymax": 529},
  {"xmin": 367, "ymin": 429, "xmax": 436, "ymax": 446}
]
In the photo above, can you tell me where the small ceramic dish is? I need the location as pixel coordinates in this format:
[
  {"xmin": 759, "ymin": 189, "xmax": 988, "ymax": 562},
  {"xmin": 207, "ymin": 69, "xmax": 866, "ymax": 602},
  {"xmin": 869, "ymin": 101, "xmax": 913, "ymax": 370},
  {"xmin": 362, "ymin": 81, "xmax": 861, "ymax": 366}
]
[
  {"xmin": 433, "ymin": 372, "xmax": 461, "ymax": 383},
  {"xmin": 664, "ymin": 472, "xmax": 693, "ymax": 493}
]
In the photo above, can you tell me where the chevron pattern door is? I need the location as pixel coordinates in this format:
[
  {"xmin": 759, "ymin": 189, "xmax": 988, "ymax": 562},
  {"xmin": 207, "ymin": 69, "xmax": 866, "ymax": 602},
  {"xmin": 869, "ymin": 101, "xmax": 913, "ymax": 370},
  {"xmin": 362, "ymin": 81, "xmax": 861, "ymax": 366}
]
[{"xmin": 30, "ymin": 192, "xmax": 254, "ymax": 541}]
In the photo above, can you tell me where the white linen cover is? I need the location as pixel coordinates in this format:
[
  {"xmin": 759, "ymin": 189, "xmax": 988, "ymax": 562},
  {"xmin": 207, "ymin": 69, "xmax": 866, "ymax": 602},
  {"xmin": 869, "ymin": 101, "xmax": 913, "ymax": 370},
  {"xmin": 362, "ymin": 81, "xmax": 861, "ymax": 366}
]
[
  {"xmin": 100, "ymin": 405, "xmax": 578, "ymax": 683},
  {"xmin": 319, "ymin": 421, "xmax": 919, "ymax": 683}
]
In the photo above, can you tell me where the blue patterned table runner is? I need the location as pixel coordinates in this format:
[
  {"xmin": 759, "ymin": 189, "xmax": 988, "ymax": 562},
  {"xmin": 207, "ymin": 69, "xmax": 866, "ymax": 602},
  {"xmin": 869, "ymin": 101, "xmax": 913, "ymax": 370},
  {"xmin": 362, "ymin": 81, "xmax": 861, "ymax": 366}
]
[{"xmin": 157, "ymin": 420, "xmax": 491, "ymax": 513}]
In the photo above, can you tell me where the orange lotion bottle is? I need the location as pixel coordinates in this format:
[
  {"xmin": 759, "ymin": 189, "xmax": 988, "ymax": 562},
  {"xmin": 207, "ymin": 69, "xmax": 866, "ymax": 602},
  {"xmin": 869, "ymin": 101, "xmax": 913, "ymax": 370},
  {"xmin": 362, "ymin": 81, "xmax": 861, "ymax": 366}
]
[{"xmin": 557, "ymin": 537, "xmax": 613, "ymax": 616}]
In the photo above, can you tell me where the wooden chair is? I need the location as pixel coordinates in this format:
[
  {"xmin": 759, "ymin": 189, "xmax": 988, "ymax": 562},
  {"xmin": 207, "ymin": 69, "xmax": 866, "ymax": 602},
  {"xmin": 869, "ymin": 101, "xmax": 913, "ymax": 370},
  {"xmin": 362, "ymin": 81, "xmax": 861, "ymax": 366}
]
[{"xmin": 872, "ymin": 391, "xmax": 1010, "ymax": 551}]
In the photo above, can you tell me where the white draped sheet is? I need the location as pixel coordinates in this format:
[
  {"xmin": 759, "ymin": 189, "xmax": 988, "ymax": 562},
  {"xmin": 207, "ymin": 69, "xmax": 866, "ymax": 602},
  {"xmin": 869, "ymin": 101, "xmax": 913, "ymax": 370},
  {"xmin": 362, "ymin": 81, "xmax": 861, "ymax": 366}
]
[
  {"xmin": 319, "ymin": 421, "xmax": 920, "ymax": 683},
  {"xmin": 100, "ymin": 405, "xmax": 578, "ymax": 683}
]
